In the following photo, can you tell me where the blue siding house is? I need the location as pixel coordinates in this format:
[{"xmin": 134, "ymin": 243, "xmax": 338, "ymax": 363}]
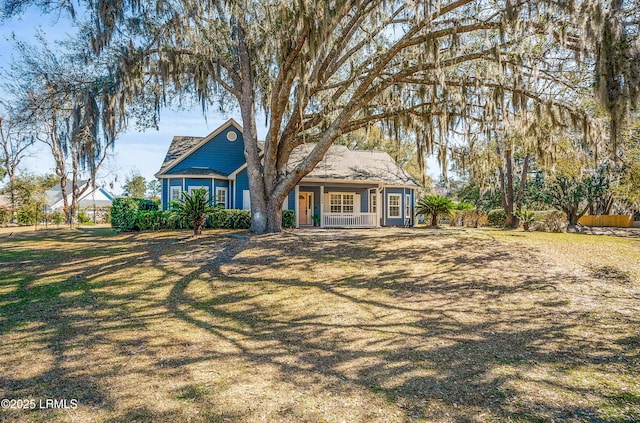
[{"xmin": 155, "ymin": 119, "xmax": 418, "ymax": 228}]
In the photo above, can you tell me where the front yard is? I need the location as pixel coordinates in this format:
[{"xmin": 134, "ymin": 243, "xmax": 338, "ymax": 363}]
[{"xmin": 0, "ymin": 227, "xmax": 639, "ymax": 422}]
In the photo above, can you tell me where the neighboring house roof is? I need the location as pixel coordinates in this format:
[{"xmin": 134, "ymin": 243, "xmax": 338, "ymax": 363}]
[
  {"xmin": 45, "ymin": 181, "xmax": 116, "ymax": 210},
  {"xmin": 289, "ymin": 143, "xmax": 419, "ymax": 187}
]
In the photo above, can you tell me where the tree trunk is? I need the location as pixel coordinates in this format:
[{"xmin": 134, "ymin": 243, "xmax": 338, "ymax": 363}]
[
  {"xmin": 431, "ymin": 213, "xmax": 438, "ymax": 226},
  {"xmin": 193, "ymin": 214, "xmax": 205, "ymax": 236},
  {"xmin": 266, "ymin": 198, "xmax": 284, "ymax": 232},
  {"xmin": 516, "ymin": 154, "xmax": 530, "ymax": 210},
  {"xmin": 504, "ymin": 147, "xmax": 517, "ymax": 228}
]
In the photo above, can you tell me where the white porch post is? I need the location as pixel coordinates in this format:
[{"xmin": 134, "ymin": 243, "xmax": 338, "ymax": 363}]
[
  {"xmin": 377, "ymin": 187, "xmax": 382, "ymax": 227},
  {"xmin": 319, "ymin": 185, "xmax": 324, "ymax": 228},
  {"xmin": 294, "ymin": 185, "xmax": 300, "ymax": 228}
]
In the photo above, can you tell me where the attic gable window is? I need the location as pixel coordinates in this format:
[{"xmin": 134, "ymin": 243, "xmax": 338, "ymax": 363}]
[{"xmin": 226, "ymin": 131, "xmax": 237, "ymax": 141}]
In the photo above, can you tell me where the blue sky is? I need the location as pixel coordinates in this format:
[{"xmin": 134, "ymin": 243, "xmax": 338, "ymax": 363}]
[{"xmin": 0, "ymin": 9, "xmax": 439, "ymax": 194}]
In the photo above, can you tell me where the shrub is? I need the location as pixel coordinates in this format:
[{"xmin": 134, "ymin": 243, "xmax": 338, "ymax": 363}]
[
  {"xmin": 282, "ymin": 210, "xmax": 296, "ymax": 228},
  {"xmin": 162, "ymin": 210, "xmax": 190, "ymax": 230},
  {"xmin": 50, "ymin": 211, "xmax": 64, "ymax": 225},
  {"xmin": 515, "ymin": 207, "xmax": 536, "ymax": 231},
  {"xmin": 0, "ymin": 206, "xmax": 10, "ymax": 226},
  {"xmin": 78, "ymin": 209, "xmax": 91, "ymax": 224},
  {"xmin": 533, "ymin": 210, "xmax": 567, "ymax": 233},
  {"xmin": 487, "ymin": 209, "xmax": 507, "ymax": 227},
  {"xmin": 139, "ymin": 200, "xmax": 159, "ymax": 211},
  {"xmin": 17, "ymin": 203, "xmax": 43, "ymax": 225},
  {"xmin": 207, "ymin": 208, "xmax": 252, "ymax": 229},
  {"xmin": 454, "ymin": 202, "xmax": 475, "ymax": 211},
  {"xmin": 416, "ymin": 195, "xmax": 454, "ymax": 226},
  {"xmin": 136, "ymin": 210, "xmax": 162, "ymax": 230},
  {"xmin": 451, "ymin": 209, "xmax": 486, "ymax": 227},
  {"xmin": 171, "ymin": 189, "xmax": 216, "ymax": 235},
  {"xmin": 111, "ymin": 198, "xmax": 141, "ymax": 231}
]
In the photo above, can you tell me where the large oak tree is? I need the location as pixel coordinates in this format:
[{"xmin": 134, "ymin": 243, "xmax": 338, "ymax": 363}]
[{"xmin": 3, "ymin": 0, "xmax": 637, "ymax": 232}]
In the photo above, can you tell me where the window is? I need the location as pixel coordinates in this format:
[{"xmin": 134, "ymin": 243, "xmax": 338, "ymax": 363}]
[
  {"xmin": 170, "ymin": 186, "xmax": 182, "ymax": 202},
  {"xmin": 329, "ymin": 193, "xmax": 354, "ymax": 214},
  {"xmin": 405, "ymin": 194, "xmax": 411, "ymax": 218},
  {"xmin": 242, "ymin": 190, "xmax": 251, "ymax": 210},
  {"xmin": 370, "ymin": 191, "xmax": 377, "ymax": 213},
  {"xmin": 388, "ymin": 193, "xmax": 401, "ymax": 218},
  {"xmin": 215, "ymin": 187, "xmax": 227, "ymax": 208},
  {"xmin": 188, "ymin": 185, "xmax": 210, "ymax": 196}
]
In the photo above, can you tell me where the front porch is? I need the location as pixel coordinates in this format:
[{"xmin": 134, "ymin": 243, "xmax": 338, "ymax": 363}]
[
  {"xmin": 322, "ymin": 212, "xmax": 378, "ymax": 228},
  {"xmin": 296, "ymin": 183, "xmax": 381, "ymax": 229}
]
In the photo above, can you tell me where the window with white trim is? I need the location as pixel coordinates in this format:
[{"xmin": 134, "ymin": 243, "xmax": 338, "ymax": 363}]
[
  {"xmin": 405, "ymin": 194, "xmax": 411, "ymax": 218},
  {"xmin": 388, "ymin": 193, "xmax": 401, "ymax": 218},
  {"xmin": 329, "ymin": 193, "xmax": 354, "ymax": 214},
  {"xmin": 170, "ymin": 186, "xmax": 182, "ymax": 202},
  {"xmin": 188, "ymin": 186, "xmax": 210, "ymax": 202},
  {"xmin": 215, "ymin": 187, "xmax": 227, "ymax": 208},
  {"xmin": 370, "ymin": 191, "xmax": 377, "ymax": 213}
]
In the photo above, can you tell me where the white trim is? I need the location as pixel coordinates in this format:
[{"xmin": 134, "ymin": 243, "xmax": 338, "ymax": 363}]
[
  {"xmin": 298, "ymin": 191, "xmax": 314, "ymax": 226},
  {"xmin": 405, "ymin": 192, "xmax": 411, "ymax": 225},
  {"xmin": 300, "ymin": 178, "xmax": 381, "ymax": 185},
  {"xmin": 299, "ymin": 179, "xmax": 419, "ymax": 188},
  {"xmin": 387, "ymin": 193, "xmax": 401, "ymax": 219},
  {"xmin": 383, "ymin": 187, "xmax": 386, "ymax": 226},
  {"xmin": 215, "ymin": 187, "xmax": 228, "ymax": 208},
  {"xmin": 319, "ymin": 186, "xmax": 324, "ymax": 228},
  {"xmin": 157, "ymin": 174, "xmax": 228, "ymax": 179},
  {"xmin": 294, "ymin": 185, "xmax": 300, "ymax": 228},
  {"xmin": 154, "ymin": 119, "xmax": 243, "ymax": 178},
  {"xmin": 328, "ymin": 192, "xmax": 356, "ymax": 214}
]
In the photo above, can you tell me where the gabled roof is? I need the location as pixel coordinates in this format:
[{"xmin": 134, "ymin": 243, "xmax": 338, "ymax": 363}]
[
  {"xmin": 156, "ymin": 119, "xmax": 418, "ymax": 187},
  {"xmin": 289, "ymin": 143, "xmax": 419, "ymax": 187},
  {"xmin": 45, "ymin": 181, "xmax": 116, "ymax": 209},
  {"xmin": 155, "ymin": 119, "xmax": 243, "ymax": 177}
]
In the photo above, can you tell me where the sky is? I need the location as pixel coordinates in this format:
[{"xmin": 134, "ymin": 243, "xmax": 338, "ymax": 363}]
[{"xmin": 0, "ymin": 8, "xmax": 440, "ymax": 195}]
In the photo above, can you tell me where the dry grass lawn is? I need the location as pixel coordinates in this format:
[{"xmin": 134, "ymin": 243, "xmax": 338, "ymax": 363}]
[{"xmin": 0, "ymin": 226, "xmax": 639, "ymax": 422}]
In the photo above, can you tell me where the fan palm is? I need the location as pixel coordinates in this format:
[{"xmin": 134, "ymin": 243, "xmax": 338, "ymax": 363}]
[
  {"xmin": 170, "ymin": 188, "xmax": 215, "ymax": 236},
  {"xmin": 416, "ymin": 195, "xmax": 454, "ymax": 227}
]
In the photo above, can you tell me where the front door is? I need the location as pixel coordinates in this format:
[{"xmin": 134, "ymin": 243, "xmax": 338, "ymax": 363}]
[{"xmin": 298, "ymin": 192, "xmax": 313, "ymax": 225}]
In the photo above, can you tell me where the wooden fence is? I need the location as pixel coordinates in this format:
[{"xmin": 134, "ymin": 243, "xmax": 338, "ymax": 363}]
[{"xmin": 578, "ymin": 215, "xmax": 634, "ymax": 228}]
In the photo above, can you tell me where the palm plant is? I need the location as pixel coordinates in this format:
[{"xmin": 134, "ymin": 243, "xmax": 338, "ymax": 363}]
[
  {"xmin": 170, "ymin": 188, "xmax": 215, "ymax": 236},
  {"xmin": 515, "ymin": 207, "xmax": 536, "ymax": 231},
  {"xmin": 416, "ymin": 195, "xmax": 454, "ymax": 227}
]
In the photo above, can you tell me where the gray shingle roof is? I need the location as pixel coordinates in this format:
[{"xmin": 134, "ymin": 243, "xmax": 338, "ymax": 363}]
[
  {"xmin": 158, "ymin": 132, "xmax": 417, "ymax": 187},
  {"xmin": 289, "ymin": 143, "xmax": 418, "ymax": 186},
  {"xmin": 157, "ymin": 136, "xmax": 203, "ymax": 175}
]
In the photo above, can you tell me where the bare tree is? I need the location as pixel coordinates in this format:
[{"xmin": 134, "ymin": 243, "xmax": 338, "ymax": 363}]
[
  {"xmin": 5, "ymin": 35, "xmax": 122, "ymax": 222},
  {"xmin": 0, "ymin": 115, "xmax": 34, "ymax": 211}
]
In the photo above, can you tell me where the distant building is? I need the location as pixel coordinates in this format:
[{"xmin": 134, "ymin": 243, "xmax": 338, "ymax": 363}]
[{"xmin": 45, "ymin": 181, "xmax": 115, "ymax": 222}]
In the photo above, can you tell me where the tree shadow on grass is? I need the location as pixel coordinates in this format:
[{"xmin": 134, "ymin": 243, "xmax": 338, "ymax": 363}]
[
  {"xmin": 1, "ymin": 229, "xmax": 638, "ymax": 422},
  {"xmin": 160, "ymin": 230, "xmax": 640, "ymax": 422}
]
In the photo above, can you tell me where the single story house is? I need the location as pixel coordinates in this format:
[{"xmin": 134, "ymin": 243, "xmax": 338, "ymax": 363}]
[
  {"xmin": 45, "ymin": 181, "xmax": 115, "ymax": 221},
  {"xmin": 155, "ymin": 119, "xmax": 418, "ymax": 228}
]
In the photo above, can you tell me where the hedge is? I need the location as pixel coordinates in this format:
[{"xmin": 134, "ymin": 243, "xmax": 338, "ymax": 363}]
[
  {"xmin": 112, "ymin": 206, "xmax": 297, "ymax": 231},
  {"xmin": 487, "ymin": 209, "xmax": 507, "ymax": 227}
]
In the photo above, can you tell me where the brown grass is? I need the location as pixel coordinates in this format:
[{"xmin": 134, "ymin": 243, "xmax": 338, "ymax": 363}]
[{"xmin": 0, "ymin": 226, "xmax": 639, "ymax": 422}]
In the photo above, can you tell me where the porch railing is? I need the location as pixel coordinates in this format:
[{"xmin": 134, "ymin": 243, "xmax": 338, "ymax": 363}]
[{"xmin": 322, "ymin": 213, "xmax": 378, "ymax": 228}]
